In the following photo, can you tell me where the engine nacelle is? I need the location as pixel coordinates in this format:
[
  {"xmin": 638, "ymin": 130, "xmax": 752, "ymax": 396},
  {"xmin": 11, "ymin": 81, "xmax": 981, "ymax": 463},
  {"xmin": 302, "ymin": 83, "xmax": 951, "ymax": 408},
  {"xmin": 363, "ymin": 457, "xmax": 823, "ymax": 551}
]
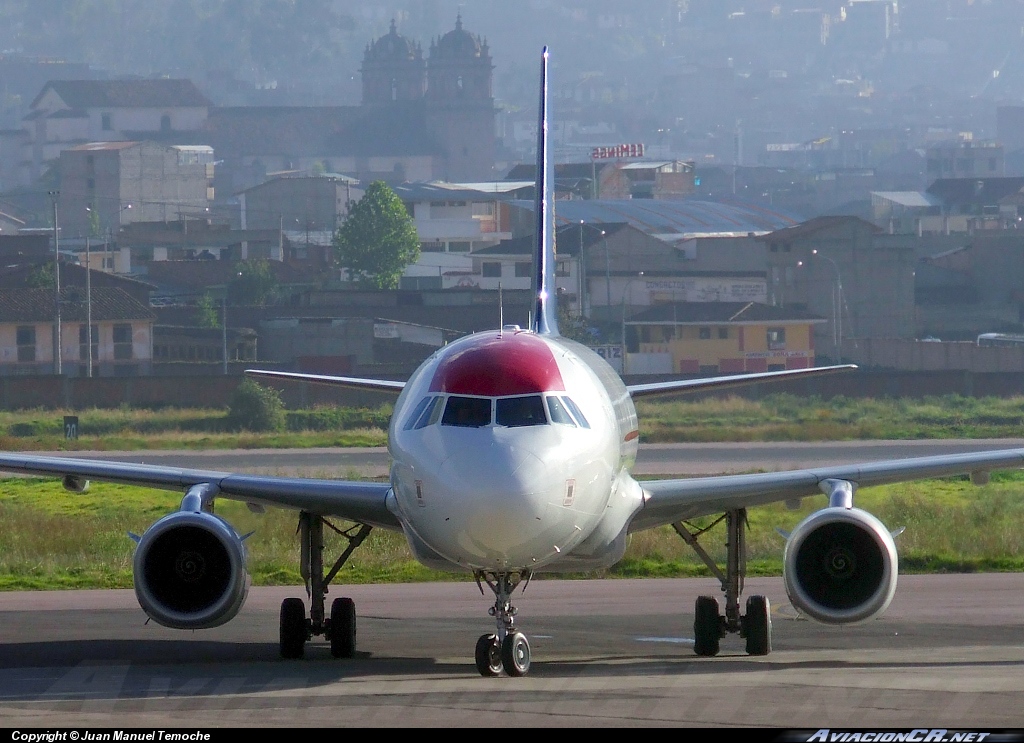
[
  {"xmin": 62, "ymin": 475, "xmax": 89, "ymax": 493},
  {"xmin": 133, "ymin": 510, "xmax": 250, "ymax": 630},
  {"xmin": 783, "ymin": 506, "xmax": 898, "ymax": 625}
]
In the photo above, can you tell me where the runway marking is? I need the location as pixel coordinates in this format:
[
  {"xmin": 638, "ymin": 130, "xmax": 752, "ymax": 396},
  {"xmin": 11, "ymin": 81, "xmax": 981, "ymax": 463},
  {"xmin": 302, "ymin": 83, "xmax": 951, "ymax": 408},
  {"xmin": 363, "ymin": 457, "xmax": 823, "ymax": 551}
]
[{"xmin": 634, "ymin": 636, "xmax": 693, "ymax": 644}]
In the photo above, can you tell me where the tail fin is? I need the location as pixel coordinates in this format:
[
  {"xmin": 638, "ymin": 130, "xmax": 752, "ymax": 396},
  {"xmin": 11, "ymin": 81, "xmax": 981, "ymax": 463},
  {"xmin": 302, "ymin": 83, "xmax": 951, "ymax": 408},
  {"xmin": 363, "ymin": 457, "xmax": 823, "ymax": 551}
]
[{"xmin": 532, "ymin": 47, "xmax": 558, "ymax": 336}]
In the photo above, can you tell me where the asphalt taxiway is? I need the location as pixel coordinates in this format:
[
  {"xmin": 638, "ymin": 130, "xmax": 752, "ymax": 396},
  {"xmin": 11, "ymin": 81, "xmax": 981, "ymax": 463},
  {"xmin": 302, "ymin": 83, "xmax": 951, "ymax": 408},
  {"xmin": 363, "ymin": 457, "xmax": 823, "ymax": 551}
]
[{"xmin": 0, "ymin": 574, "xmax": 1021, "ymax": 727}]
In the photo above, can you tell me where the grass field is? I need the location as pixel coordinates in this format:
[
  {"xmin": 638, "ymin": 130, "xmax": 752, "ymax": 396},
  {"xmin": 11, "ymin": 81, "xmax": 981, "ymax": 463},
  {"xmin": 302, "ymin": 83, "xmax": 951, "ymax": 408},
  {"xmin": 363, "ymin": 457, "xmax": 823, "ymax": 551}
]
[
  {"xmin": 3, "ymin": 393, "xmax": 1024, "ymax": 589},
  {"xmin": 4, "ymin": 393, "xmax": 1024, "ymax": 451},
  {"xmin": 1, "ymin": 470, "xmax": 1023, "ymax": 590}
]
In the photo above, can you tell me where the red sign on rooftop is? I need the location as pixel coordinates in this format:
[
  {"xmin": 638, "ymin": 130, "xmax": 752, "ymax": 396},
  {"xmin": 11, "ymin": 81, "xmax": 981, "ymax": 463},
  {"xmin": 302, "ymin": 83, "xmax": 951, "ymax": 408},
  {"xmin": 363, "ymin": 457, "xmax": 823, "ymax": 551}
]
[{"xmin": 591, "ymin": 143, "xmax": 644, "ymax": 160}]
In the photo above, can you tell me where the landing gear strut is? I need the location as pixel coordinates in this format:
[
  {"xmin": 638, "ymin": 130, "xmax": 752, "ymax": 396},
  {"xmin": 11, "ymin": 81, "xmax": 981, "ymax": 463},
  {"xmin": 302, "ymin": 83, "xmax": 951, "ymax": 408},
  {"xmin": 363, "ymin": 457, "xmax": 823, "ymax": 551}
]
[
  {"xmin": 473, "ymin": 570, "xmax": 532, "ymax": 677},
  {"xmin": 279, "ymin": 511, "xmax": 372, "ymax": 659},
  {"xmin": 674, "ymin": 508, "xmax": 772, "ymax": 657}
]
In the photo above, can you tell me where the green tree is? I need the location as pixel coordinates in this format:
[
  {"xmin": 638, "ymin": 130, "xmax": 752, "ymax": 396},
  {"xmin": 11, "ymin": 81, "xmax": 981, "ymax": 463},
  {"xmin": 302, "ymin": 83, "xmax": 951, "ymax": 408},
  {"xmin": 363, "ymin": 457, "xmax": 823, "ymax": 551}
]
[
  {"xmin": 195, "ymin": 293, "xmax": 221, "ymax": 329},
  {"xmin": 227, "ymin": 259, "xmax": 278, "ymax": 306},
  {"xmin": 334, "ymin": 181, "xmax": 420, "ymax": 289},
  {"xmin": 25, "ymin": 262, "xmax": 55, "ymax": 289},
  {"xmin": 226, "ymin": 378, "xmax": 286, "ymax": 432},
  {"xmin": 557, "ymin": 302, "xmax": 594, "ymax": 344}
]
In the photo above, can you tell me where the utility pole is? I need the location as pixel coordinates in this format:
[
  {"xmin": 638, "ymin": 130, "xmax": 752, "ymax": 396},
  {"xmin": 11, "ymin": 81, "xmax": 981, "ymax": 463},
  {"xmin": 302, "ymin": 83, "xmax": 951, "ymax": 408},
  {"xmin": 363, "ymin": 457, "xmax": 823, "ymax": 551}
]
[
  {"xmin": 48, "ymin": 190, "xmax": 61, "ymax": 375},
  {"xmin": 85, "ymin": 235, "xmax": 92, "ymax": 377},
  {"xmin": 222, "ymin": 297, "xmax": 228, "ymax": 375}
]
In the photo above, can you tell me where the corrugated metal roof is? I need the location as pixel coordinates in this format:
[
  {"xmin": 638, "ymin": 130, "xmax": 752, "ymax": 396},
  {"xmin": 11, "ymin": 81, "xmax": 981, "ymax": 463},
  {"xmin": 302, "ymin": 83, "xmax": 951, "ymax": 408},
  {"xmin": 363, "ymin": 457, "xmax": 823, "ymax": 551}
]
[
  {"xmin": 871, "ymin": 191, "xmax": 941, "ymax": 208},
  {"xmin": 511, "ymin": 197, "xmax": 802, "ymax": 238},
  {"xmin": 0, "ymin": 288, "xmax": 155, "ymax": 323},
  {"xmin": 628, "ymin": 301, "xmax": 825, "ymax": 325}
]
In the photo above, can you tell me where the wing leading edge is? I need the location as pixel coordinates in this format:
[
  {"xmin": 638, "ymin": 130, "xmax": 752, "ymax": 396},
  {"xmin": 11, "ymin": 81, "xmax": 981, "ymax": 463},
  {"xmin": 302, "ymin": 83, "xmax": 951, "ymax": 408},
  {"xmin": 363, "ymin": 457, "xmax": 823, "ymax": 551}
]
[
  {"xmin": 0, "ymin": 452, "xmax": 400, "ymax": 530},
  {"xmin": 626, "ymin": 364, "xmax": 857, "ymax": 398},
  {"xmin": 244, "ymin": 369, "xmax": 405, "ymax": 393},
  {"xmin": 630, "ymin": 447, "xmax": 1024, "ymax": 532}
]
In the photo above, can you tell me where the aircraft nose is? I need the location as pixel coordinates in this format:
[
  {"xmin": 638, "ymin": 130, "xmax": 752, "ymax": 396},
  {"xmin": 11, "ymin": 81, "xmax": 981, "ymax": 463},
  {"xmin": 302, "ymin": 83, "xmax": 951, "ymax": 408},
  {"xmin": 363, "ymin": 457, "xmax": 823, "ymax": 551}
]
[{"xmin": 430, "ymin": 437, "xmax": 565, "ymax": 566}]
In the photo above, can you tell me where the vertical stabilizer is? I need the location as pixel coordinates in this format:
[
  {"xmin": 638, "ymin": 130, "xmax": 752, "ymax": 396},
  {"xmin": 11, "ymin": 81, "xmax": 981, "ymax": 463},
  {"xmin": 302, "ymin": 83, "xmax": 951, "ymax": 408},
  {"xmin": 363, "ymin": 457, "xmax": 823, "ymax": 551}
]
[{"xmin": 532, "ymin": 47, "xmax": 558, "ymax": 336}]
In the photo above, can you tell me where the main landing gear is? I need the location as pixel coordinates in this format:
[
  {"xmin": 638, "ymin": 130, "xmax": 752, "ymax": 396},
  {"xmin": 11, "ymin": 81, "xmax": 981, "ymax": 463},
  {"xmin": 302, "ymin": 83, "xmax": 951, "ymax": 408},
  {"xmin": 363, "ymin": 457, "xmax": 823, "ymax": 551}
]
[
  {"xmin": 473, "ymin": 570, "xmax": 532, "ymax": 677},
  {"xmin": 674, "ymin": 508, "xmax": 772, "ymax": 657},
  {"xmin": 279, "ymin": 511, "xmax": 372, "ymax": 659}
]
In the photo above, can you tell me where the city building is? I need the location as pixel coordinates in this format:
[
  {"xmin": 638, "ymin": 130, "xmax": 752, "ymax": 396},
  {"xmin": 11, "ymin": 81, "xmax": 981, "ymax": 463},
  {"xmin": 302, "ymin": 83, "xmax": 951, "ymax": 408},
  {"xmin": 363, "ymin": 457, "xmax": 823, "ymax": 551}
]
[
  {"xmin": 625, "ymin": 301, "xmax": 824, "ymax": 375},
  {"xmin": 58, "ymin": 141, "xmax": 215, "ymax": 237},
  {"xmin": 0, "ymin": 287, "xmax": 154, "ymax": 376},
  {"xmin": 22, "ymin": 78, "xmax": 211, "ymax": 184}
]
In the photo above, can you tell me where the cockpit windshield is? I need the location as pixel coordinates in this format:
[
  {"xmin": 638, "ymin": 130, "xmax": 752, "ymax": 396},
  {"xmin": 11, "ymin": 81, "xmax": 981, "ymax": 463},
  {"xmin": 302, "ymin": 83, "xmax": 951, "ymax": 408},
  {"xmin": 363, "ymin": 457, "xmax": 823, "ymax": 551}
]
[
  {"xmin": 442, "ymin": 396, "xmax": 492, "ymax": 428},
  {"xmin": 495, "ymin": 395, "xmax": 546, "ymax": 427}
]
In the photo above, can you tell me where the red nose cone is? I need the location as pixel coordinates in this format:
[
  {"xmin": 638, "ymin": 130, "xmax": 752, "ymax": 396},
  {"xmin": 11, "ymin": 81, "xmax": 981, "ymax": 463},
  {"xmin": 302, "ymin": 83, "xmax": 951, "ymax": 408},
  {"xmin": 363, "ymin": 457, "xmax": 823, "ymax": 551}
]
[{"xmin": 429, "ymin": 333, "xmax": 565, "ymax": 396}]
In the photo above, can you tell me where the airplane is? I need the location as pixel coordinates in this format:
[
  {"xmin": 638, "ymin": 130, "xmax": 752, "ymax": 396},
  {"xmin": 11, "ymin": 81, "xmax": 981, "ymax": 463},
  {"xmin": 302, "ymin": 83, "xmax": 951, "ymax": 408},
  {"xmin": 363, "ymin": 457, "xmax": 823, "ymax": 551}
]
[{"xmin": 3, "ymin": 49, "xmax": 1024, "ymax": 678}]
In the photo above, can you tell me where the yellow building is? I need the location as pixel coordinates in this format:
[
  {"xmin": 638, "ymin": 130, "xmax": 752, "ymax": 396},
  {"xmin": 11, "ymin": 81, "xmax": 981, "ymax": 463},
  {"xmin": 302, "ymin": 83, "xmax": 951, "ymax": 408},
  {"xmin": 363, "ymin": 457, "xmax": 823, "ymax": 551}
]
[{"xmin": 625, "ymin": 301, "xmax": 826, "ymax": 375}]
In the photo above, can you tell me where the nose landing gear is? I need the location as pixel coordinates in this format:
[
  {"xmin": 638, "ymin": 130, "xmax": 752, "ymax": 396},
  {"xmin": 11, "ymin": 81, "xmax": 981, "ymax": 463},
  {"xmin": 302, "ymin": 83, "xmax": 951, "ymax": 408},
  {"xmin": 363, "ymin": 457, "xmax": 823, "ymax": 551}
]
[{"xmin": 474, "ymin": 570, "xmax": 532, "ymax": 677}]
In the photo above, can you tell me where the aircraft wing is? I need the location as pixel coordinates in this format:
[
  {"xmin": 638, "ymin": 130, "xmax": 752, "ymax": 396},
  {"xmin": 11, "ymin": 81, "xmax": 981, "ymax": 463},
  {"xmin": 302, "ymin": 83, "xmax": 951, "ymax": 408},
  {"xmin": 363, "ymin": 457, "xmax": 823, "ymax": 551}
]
[
  {"xmin": 245, "ymin": 369, "xmax": 406, "ymax": 393},
  {"xmin": 630, "ymin": 447, "xmax": 1024, "ymax": 532},
  {"xmin": 0, "ymin": 452, "xmax": 400, "ymax": 530},
  {"xmin": 626, "ymin": 364, "xmax": 857, "ymax": 399}
]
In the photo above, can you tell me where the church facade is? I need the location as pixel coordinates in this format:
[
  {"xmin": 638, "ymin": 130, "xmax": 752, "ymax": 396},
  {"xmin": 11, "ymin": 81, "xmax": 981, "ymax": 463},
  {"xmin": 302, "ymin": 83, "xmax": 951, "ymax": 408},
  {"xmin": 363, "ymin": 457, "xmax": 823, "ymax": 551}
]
[{"xmin": 360, "ymin": 17, "xmax": 497, "ymax": 182}]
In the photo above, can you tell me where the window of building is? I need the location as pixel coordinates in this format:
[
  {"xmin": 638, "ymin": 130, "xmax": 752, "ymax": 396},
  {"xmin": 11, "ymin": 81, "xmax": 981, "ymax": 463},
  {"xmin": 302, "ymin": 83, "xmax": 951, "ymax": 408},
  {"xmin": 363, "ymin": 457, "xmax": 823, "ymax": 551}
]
[
  {"xmin": 78, "ymin": 324, "xmax": 98, "ymax": 361},
  {"xmin": 16, "ymin": 326, "xmax": 35, "ymax": 362},
  {"xmin": 699, "ymin": 327, "xmax": 712, "ymax": 340},
  {"xmin": 482, "ymin": 262, "xmax": 502, "ymax": 278},
  {"xmin": 101, "ymin": 113, "xmax": 112, "ymax": 131},
  {"xmin": 767, "ymin": 327, "xmax": 786, "ymax": 350},
  {"xmin": 449, "ymin": 241, "xmax": 471, "ymax": 252},
  {"xmin": 160, "ymin": 114, "xmax": 171, "ymax": 132},
  {"xmin": 556, "ymin": 260, "xmax": 570, "ymax": 277},
  {"xmin": 113, "ymin": 324, "xmax": 133, "ymax": 360},
  {"xmin": 514, "ymin": 262, "xmax": 531, "ymax": 278},
  {"xmin": 718, "ymin": 327, "xmax": 729, "ymax": 339}
]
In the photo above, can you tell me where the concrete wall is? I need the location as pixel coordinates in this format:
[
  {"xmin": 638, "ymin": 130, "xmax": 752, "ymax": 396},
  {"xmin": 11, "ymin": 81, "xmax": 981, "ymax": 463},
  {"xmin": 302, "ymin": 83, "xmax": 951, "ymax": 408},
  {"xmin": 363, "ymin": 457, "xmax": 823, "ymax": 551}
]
[
  {"xmin": 846, "ymin": 338, "xmax": 1024, "ymax": 372},
  {"xmin": 7, "ymin": 368, "xmax": 1024, "ymax": 412}
]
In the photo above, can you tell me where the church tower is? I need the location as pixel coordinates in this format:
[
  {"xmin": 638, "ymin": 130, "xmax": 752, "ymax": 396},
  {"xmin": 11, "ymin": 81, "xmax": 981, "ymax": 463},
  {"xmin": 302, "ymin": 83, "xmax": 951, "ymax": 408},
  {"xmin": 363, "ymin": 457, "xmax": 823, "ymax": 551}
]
[
  {"xmin": 425, "ymin": 16, "xmax": 496, "ymax": 181},
  {"xmin": 361, "ymin": 19, "xmax": 426, "ymax": 105}
]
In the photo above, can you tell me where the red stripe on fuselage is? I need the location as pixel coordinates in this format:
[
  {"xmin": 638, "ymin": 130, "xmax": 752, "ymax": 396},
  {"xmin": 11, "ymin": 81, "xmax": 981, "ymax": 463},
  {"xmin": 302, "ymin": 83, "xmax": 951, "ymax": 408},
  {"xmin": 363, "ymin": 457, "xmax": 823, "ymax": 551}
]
[{"xmin": 429, "ymin": 332, "xmax": 565, "ymax": 396}]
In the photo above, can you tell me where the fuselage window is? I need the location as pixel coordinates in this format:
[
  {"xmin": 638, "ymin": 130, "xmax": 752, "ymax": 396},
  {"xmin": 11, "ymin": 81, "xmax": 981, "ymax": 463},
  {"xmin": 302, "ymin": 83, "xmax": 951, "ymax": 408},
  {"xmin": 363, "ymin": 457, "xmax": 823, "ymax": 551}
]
[
  {"xmin": 442, "ymin": 396, "xmax": 492, "ymax": 427},
  {"xmin": 546, "ymin": 396, "xmax": 576, "ymax": 426},
  {"xmin": 404, "ymin": 396, "xmax": 434, "ymax": 430},
  {"xmin": 496, "ymin": 395, "xmax": 547, "ymax": 427},
  {"xmin": 561, "ymin": 396, "xmax": 590, "ymax": 428}
]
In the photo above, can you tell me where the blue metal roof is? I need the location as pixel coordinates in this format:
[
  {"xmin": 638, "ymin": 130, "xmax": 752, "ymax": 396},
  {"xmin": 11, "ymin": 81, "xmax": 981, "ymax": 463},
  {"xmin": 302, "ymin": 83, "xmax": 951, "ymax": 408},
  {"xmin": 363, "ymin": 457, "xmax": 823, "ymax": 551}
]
[{"xmin": 510, "ymin": 197, "xmax": 803, "ymax": 239}]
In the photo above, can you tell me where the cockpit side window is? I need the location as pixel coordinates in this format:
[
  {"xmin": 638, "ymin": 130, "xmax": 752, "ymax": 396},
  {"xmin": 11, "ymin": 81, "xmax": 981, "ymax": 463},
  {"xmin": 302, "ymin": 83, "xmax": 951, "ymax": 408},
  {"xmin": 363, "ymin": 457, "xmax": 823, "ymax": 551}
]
[
  {"xmin": 442, "ymin": 396, "xmax": 492, "ymax": 427},
  {"xmin": 496, "ymin": 395, "xmax": 547, "ymax": 427},
  {"xmin": 546, "ymin": 396, "xmax": 576, "ymax": 426},
  {"xmin": 413, "ymin": 396, "xmax": 443, "ymax": 429},
  {"xmin": 561, "ymin": 396, "xmax": 590, "ymax": 428},
  {"xmin": 403, "ymin": 396, "xmax": 433, "ymax": 430}
]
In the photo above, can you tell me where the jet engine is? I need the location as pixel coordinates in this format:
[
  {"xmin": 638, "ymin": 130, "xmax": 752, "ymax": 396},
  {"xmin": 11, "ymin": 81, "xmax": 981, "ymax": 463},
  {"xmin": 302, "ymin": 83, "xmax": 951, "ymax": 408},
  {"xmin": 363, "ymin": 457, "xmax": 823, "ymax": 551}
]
[
  {"xmin": 133, "ymin": 510, "xmax": 250, "ymax": 630},
  {"xmin": 783, "ymin": 505, "xmax": 898, "ymax": 624}
]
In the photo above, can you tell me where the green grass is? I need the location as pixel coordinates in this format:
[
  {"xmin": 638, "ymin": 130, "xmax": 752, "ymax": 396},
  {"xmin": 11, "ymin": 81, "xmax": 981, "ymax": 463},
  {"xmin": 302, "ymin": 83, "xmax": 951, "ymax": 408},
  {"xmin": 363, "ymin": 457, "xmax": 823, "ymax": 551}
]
[
  {"xmin": 6, "ymin": 393, "xmax": 1024, "ymax": 452},
  {"xmin": 2, "ymin": 470, "xmax": 1024, "ymax": 590},
  {"xmin": 3, "ymin": 393, "xmax": 1024, "ymax": 589}
]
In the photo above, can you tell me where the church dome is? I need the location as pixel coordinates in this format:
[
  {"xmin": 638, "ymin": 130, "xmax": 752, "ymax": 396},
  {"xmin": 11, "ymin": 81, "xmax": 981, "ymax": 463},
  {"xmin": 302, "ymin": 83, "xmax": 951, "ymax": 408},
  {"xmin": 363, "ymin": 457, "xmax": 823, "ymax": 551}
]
[
  {"xmin": 366, "ymin": 19, "xmax": 421, "ymax": 62},
  {"xmin": 432, "ymin": 16, "xmax": 486, "ymax": 60}
]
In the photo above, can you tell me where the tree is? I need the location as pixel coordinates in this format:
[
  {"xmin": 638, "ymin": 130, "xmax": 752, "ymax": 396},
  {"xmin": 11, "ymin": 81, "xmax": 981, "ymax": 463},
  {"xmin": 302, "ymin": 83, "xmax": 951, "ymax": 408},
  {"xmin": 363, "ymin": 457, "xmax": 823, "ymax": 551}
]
[
  {"xmin": 334, "ymin": 181, "xmax": 420, "ymax": 290},
  {"xmin": 226, "ymin": 378, "xmax": 286, "ymax": 432},
  {"xmin": 227, "ymin": 259, "xmax": 278, "ymax": 306},
  {"xmin": 195, "ymin": 293, "xmax": 221, "ymax": 329},
  {"xmin": 25, "ymin": 262, "xmax": 55, "ymax": 289}
]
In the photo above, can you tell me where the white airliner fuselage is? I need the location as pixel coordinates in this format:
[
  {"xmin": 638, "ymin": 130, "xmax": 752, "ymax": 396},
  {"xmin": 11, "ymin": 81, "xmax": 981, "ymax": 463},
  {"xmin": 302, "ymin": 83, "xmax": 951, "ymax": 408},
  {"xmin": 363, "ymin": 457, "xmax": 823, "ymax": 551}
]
[{"xmin": 388, "ymin": 328, "xmax": 645, "ymax": 573}]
